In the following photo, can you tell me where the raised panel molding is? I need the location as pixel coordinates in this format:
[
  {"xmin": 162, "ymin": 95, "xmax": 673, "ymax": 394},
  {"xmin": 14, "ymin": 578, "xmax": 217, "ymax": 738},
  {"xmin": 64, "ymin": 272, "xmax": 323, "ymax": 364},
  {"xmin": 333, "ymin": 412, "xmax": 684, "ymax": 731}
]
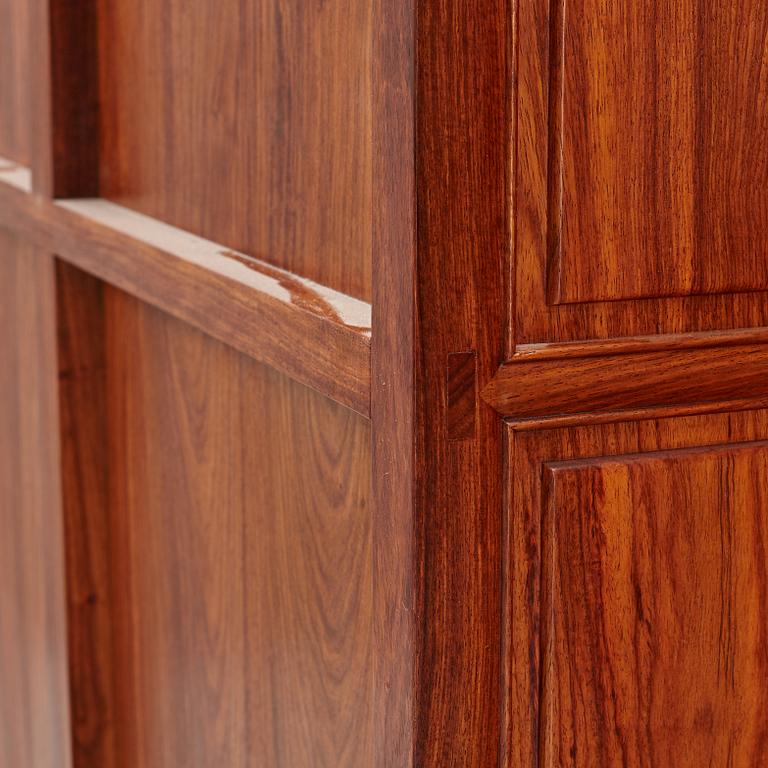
[
  {"xmin": 541, "ymin": 442, "xmax": 768, "ymax": 766},
  {"xmin": 502, "ymin": 412, "xmax": 768, "ymax": 768},
  {"xmin": 547, "ymin": 0, "xmax": 768, "ymax": 305}
]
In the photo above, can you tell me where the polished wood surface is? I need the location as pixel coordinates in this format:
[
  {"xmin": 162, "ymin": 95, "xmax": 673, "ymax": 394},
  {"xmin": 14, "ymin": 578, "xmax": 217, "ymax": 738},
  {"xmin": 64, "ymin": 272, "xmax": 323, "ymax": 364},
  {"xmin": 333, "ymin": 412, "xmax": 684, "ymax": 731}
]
[
  {"xmin": 4, "ymin": 0, "xmax": 768, "ymax": 764},
  {"xmin": 0, "ymin": 0, "xmax": 29, "ymax": 163},
  {"xmin": 550, "ymin": 1, "xmax": 768, "ymax": 303},
  {"xmin": 0, "ymin": 232, "xmax": 72, "ymax": 768},
  {"xmin": 514, "ymin": 0, "xmax": 768, "ymax": 348},
  {"xmin": 96, "ymin": 288, "xmax": 372, "ymax": 767},
  {"xmin": 542, "ymin": 442, "xmax": 768, "ymax": 767},
  {"xmin": 96, "ymin": 0, "xmax": 372, "ymax": 300},
  {"xmin": 504, "ymin": 410, "xmax": 768, "ymax": 768}
]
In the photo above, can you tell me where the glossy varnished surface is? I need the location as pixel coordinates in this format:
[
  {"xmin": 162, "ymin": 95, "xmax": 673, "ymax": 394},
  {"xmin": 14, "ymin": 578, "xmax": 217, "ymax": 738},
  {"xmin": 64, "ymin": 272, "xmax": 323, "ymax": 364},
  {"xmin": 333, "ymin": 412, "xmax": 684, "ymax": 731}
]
[
  {"xmin": 513, "ymin": 0, "xmax": 768, "ymax": 347},
  {"xmin": 552, "ymin": 1, "xmax": 768, "ymax": 303},
  {"xmin": 0, "ymin": 232, "xmax": 72, "ymax": 768},
  {"xmin": 504, "ymin": 410, "xmax": 768, "ymax": 768},
  {"xmin": 96, "ymin": 0, "xmax": 372, "ymax": 300},
  {"xmin": 541, "ymin": 442, "xmax": 768, "ymax": 766},
  {"xmin": 100, "ymin": 290, "xmax": 373, "ymax": 767}
]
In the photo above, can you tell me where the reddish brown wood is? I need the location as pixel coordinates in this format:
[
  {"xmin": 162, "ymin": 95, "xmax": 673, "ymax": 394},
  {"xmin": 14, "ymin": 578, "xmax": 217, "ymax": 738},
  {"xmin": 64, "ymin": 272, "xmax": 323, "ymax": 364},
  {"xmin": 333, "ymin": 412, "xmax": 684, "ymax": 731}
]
[
  {"xmin": 0, "ymin": 176, "xmax": 371, "ymax": 417},
  {"xmin": 413, "ymin": 0, "xmax": 508, "ymax": 763},
  {"xmin": 513, "ymin": 0, "xmax": 768, "ymax": 348},
  {"xmin": 56, "ymin": 262, "xmax": 115, "ymax": 768},
  {"xmin": 549, "ymin": 1, "xmax": 768, "ymax": 304},
  {"xmin": 370, "ymin": 0, "xmax": 416, "ymax": 762},
  {"xmin": 504, "ymin": 410, "xmax": 768, "ymax": 768},
  {"xmin": 103, "ymin": 289, "xmax": 373, "ymax": 767},
  {"xmin": 541, "ymin": 442, "xmax": 768, "ymax": 766},
  {"xmin": 96, "ymin": 0, "xmax": 372, "ymax": 300},
  {"xmin": 0, "ymin": 0, "xmax": 30, "ymax": 163},
  {"xmin": 446, "ymin": 352, "xmax": 477, "ymax": 441},
  {"xmin": 0, "ymin": 231, "xmax": 72, "ymax": 768},
  {"xmin": 484, "ymin": 344, "xmax": 768, "ymax": 422}
]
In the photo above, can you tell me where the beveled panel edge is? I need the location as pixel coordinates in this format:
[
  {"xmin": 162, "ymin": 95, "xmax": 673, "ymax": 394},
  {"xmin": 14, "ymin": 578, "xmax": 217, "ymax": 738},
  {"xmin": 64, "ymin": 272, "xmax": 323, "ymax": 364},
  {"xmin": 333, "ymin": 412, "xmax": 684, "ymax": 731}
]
[
  {"xmin": 483, "ymin": 343, "xmax": 768, "ymax": 428},
  {"xmin": 0, "ymin": 159, "xmax": 372, "ymax": 417}
]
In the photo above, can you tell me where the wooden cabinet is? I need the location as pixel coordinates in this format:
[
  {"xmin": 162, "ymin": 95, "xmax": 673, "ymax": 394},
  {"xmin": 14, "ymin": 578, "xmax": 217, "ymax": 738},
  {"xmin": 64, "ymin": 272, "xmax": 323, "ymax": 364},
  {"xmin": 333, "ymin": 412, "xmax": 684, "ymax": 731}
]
[{"xmin": 2, "ymin": 1, "xmax": 768, "ymax": 766}]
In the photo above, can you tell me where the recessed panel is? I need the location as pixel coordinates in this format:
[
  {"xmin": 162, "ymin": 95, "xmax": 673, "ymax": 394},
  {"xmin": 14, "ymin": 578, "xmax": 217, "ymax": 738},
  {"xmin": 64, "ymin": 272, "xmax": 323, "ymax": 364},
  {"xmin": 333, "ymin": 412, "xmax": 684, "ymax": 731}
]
[
  {"xmin": 550, "ymin": 1, "xmax": 768, "ymax": 304},
  {"xmin": 541, "ymin": 442, "xmax": 768, "ymax": 767},
  {"xmin": 97, "ymin": 0, "xmax": 372, "ymax": 299}
]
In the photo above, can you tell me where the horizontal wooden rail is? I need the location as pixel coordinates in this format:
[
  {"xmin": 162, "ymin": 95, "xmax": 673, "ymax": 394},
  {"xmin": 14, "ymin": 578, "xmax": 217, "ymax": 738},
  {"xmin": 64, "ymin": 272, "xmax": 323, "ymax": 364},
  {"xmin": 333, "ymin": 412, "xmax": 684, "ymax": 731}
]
[
  {"xmin": 0, "ymin": 159, "xmax": 371, "ymax": 417},
  {"xmin": 483, "ymin": 343, "xmax": 768, "ymax": 428}
]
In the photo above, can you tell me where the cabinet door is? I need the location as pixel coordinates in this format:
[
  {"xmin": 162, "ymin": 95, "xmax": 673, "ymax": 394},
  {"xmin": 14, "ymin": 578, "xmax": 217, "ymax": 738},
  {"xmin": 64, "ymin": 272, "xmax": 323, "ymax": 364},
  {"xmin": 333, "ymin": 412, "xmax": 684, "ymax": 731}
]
[
  {"xmin": 543, "ymin": 443, "xmax": 768, "ymax": 766},
  {"xmin": 503, "ymin": 415, "xmax": 768, "ymax": 768}
]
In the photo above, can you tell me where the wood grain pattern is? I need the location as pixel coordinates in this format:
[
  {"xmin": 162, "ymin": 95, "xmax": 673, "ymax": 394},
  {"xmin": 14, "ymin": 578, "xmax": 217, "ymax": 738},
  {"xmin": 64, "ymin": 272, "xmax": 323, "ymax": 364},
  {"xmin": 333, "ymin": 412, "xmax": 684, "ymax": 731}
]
[
  {"xmin": 102, "ymin": 290, "xmax": 373, "ymax": 767},
  {"xmin": 484, "ymin": 344, "xmax": 768, "ymax": 422},
  {"xmin": 513, "ymin": 0, "xmax": 768, "ymax": 348},
  {"xmin": 56, "ymin": 262, "xmax": 115, "ymax": 768},
  {"xmin": 540, "ymin": 442, "xmax": 768, "ymax": 767},
  {"xmin": 0, "ymin": 231, "xmax": 72, "ymax": 768},
  {"xmin": 414, "ymin": 0, "xmax": 508, "ymax": 762},
  {"xmin": 370, "ymin": 0, "xmax": 416, "ymax": 761},
  {"xmin": 0, "ymin": 0, "xmax": 30, "ymax": 163},
  {"xmin": 503, "ymin": 409, "xmax": 768, "ymax": 768},
  {"xmin": 550, "ymin": 0, "xmax": 768, "ymax": 303},
  {"xmin": 0, "ymin": 173, "xmax": 371, "ymax": 416},
  {"xmin": 96, "ymin": 0, "xmax": 372, "ymax": 300}
]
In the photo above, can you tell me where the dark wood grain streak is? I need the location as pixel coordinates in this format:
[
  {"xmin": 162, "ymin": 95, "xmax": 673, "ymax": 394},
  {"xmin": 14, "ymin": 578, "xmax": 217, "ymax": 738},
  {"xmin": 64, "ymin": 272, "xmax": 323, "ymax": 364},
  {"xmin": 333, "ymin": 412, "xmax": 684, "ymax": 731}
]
[
  {"xmin": 0, "ymin": 231, "xmax": 72, "ymax": 768},
  {"xmin": 503, "ymin": 409, "xmax": 768, "ymax": 768},
  {"xmin": 414, "ymin": 0, "xmax": 508, "ymax": 762},
  {"xmin": 542, "ymin": 443, "xmax": 768, "ymax": 766},
  {"xmin": 484, "ymin": 345, "xmax": 768, "ymax": 421},
  {"xmin": 96, "ymin": 0, "xmax": 372, "ymax": 300},
  {"xmin": 56, "ymin": 262, "xmax": 115, "ymax": 768},
  {"xmin": 47, "ymin": 0, "xmax": 99, "ymax": 197},
  {"xmin": 446, "ymin": 352, "xmax": 477, "ymax": 441},
  {"xmin": 0, "ymin": 177, "xmax": 371, "ymax": 417}
]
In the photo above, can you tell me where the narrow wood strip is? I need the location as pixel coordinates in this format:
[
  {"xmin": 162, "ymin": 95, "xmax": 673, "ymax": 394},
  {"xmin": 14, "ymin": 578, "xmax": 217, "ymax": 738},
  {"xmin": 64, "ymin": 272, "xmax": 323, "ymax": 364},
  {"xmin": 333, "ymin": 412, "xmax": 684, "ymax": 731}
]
[
  {"xmin": 483, "ymin": 345, "xmax": 768, "ymax": 421},
  {"xmin": 56, "ymin": 262, "xmax": 116, "ymax": 768},
  {"xmin": 0, "ymin": 162, "xmax": 372, "ymax": 417},
  {"xmin": 514, "ymin": 326, "xmax": 768, "ymax": 361},
  {"xmin": 507, "ymin": 397, "xmax": 768, "ymax": 432}
]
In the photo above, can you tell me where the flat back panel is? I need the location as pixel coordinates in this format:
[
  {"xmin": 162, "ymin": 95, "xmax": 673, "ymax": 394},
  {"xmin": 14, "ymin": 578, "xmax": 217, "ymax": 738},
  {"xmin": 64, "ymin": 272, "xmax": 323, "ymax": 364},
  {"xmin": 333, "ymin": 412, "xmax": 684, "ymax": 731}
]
[
  {"xmin": 0, "ymin": 232, "xmax": 72, "ymax": 768},
  {"xmin": 86, "ymin": 289, "xmax": 374, "ymax": 768},
  {"xmin": 552, "ymin": 1, "xmax": 768, "ymax": 303},
  {"xmin": 0, "ymin": 0, "xmax": 30, "ymax": 162},
  {"xmin": 96, "ymin": 0, "xmax": 372, "ymax": 300}
]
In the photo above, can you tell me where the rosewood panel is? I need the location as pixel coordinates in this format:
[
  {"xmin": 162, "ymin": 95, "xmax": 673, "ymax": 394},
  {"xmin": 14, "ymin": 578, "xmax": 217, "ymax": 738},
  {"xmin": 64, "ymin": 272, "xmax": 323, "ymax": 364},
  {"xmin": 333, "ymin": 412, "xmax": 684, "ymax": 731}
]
[
  {"xmin": 503, "ymin": 409, "xmax": 768, "ymax": 768},
  {"xmin": 540, "ymin": 443, "xmax": 768, "ymax": 767},
  {"xmin": 550, "ymin": 0, "xmax": 768, "ymax": 304},
  {"xmin": 85, "ymin": 289, "xmax": 373, "ymax": 768},
  {"xmin": 96, "ymin": 0, "xmax": 372, "ymax": 299},
  {"xmin": 0, "ymin": 231, "xmax": 72, "ymax": 768}
]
